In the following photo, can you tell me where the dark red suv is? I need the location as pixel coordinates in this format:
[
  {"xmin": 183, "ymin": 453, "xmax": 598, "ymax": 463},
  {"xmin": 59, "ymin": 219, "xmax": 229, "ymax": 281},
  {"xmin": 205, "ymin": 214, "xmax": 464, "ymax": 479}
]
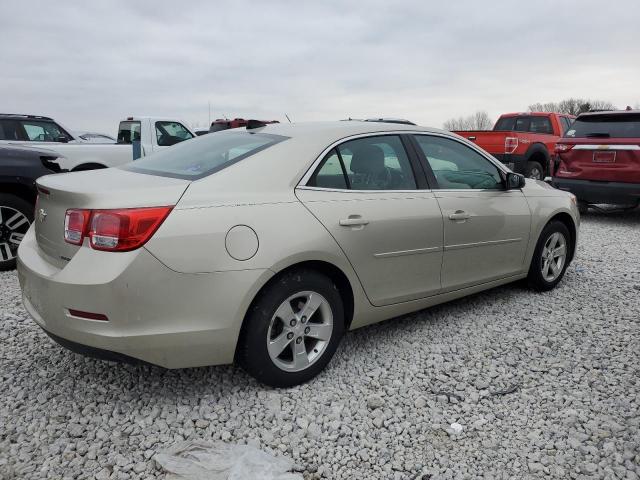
[{"xmin": 552, "ymin": 110, "xmax": 640, "ymax": 212}]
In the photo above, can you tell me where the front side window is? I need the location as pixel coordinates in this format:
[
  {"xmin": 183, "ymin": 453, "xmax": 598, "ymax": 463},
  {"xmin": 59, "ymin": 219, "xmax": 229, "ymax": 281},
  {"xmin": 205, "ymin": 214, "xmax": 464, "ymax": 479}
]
[
  {"xmin": 308, "ymin": 135, "xmax": 416, "ymax": 191},
  {"xmin": 414, "ymin": 135, "xmax": 503, "ymax": 190},
  {"xmin": 155, "ymin": 121, "xmax": 194, "ymax": 146},
  {"xmin": 123, "ymin": 131, "xmax": 288, "ymax": 180},
  {"xmin": 20, "ymin": 121, "xmax": 69, "ymax": 142},
  {"xmin": 529, "ymin": 117, "xmax": 553, "ymax": 134}
]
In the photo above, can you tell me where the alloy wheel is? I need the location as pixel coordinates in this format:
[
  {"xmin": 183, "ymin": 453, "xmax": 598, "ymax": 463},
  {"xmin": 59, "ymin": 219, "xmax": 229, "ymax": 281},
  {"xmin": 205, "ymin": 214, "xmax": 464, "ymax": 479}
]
[
  {"xmin": 267, "ymin": 291, "xmax": 334, "ymax": 372},
  {"xmin": 541, "ymin": 231, "xmax": 567, "ymax": 282},
  {"xmin": 0, "ymin": 206, "xmax": 30, "ymax": 263}
]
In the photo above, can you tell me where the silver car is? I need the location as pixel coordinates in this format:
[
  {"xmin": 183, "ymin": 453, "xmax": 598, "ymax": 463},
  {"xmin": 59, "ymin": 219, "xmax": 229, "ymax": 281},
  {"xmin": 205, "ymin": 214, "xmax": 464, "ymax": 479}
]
[{"xmin": 17, "ymin": 122, "xmax": 579, "ymax": 387}]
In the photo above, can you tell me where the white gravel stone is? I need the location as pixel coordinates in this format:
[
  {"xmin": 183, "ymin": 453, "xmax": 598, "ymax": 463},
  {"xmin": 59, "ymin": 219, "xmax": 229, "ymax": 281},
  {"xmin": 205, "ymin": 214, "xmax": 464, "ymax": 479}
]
[{"xmin": 1, "ymin": 211, "xmax": 640, "ymax": 479}]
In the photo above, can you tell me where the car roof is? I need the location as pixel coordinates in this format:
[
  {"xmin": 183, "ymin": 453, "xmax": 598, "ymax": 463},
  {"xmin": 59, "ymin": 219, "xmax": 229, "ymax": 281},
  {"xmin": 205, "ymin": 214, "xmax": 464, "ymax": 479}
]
[
  {"xmin": 577, "ymin": 110, "xmax": 640, "ymax": 118},
  {"xmin": 0, "ymin": 113, "xmax": 55, "ymax": 121},
  {"xmin": 244, "ymin": 120, "xmax": 441, "ymax": 140}
]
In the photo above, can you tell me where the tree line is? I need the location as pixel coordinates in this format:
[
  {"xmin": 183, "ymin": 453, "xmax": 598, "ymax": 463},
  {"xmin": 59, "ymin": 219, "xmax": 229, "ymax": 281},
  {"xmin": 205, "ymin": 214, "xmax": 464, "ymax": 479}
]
[{"xmin": 442, "ymin": 98, "xmax": 621, "ymax": 131}]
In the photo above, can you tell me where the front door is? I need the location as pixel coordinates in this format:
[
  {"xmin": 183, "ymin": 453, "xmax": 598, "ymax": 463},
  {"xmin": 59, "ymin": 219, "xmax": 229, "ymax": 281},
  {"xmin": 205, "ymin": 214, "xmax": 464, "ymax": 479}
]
[
  {"xmin": 296, "ymin": 134, "xmax": 444, "ymax": 306},
  {"xmin": 411, "ymin": 134, "xmax": 531, "ymax": 291}
]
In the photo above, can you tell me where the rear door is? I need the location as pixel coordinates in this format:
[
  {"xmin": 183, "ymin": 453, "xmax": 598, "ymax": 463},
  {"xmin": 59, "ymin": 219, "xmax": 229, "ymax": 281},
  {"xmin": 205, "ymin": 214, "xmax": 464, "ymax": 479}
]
[
  {"xmin": 560, "ymin": 113, "xmax": 640, "ymax": 183},
  {"xmin": 411, "ymin": 134, "xmax": 531, "ymax": 291},
  {"xmin": 296, "ymin": 134, "xmax": 444, "ymax": 306}
]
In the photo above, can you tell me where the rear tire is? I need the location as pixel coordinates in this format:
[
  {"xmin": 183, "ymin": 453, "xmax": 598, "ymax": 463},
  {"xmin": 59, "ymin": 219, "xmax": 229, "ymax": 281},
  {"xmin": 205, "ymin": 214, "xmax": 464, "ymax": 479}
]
[
  {"xmin": 525, "ymin": 161, "xmax": 544, "ymax": 180},
  {"xmin": 0, "ymin": 194, "xmax": 33, "ymax": 271},
  {"xmin": 527, "ymin": 221, "xmax": 571, "ymax": 292},
  {"xmin": 237, "ymin": 269, "xmax": 345, "ymax": 387}
]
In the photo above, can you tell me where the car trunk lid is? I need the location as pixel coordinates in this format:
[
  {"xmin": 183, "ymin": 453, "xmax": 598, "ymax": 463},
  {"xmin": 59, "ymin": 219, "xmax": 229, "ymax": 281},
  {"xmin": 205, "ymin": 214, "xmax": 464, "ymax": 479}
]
[{"xmin": 35, "ymin": 168, "xmax": 190, "ymax": 267}]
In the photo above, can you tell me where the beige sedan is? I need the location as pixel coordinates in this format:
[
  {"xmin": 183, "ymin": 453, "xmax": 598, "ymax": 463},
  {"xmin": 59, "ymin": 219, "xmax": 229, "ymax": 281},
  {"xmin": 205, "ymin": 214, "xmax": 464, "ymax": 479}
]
[{"xmin": 17, "ymin": 121, "xmax": 579, "ymax": 387}]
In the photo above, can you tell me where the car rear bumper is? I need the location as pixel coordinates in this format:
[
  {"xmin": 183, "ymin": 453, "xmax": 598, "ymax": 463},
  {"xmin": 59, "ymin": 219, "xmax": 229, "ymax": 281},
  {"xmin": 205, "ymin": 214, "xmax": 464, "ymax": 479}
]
[
  {"xmin": 552, "ymin": 178, "xmax": 640, "ymax": 205},
  {"xmin": 492, "ymin": 154, "xmax": 527, "ymax": 174},
  {"xmin": 17, "ymin": 226, "xmax": 273, "ymax": 368}
]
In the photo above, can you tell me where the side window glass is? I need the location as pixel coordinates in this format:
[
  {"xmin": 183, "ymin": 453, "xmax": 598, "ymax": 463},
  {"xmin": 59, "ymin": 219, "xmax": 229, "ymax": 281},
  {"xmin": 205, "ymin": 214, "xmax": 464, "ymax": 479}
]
[
  {"xmin": 337, "ymin": 135, "xmax": 416, "ymax": 190},
  {"xmin": 308, "ymin": 149, "xmax": 348, "ymax": 189},
  {"xmin": 0, "ymin": 120, "xmax": 22, "ymax": 140},
  {"xmin": 156, "ymin": 122, "xmax": 193, "ymax": 146},
  {"xmin": 414, "ymin": 135, "xmax": 503, "ymax": 190},
  {"xmin": 562, "ymin": 117, "xmax": 573, "ymax": 134},
  {"xmin": 530, "ymin": 117, "xmax": 553, "ymax": 134},
  {"xmin": 21, "ymin": 121, "xmax": 65, "ymax": 141},
  {"xmin": 514, "ymin": 117, "xmax": 530, "ymax": 132}
]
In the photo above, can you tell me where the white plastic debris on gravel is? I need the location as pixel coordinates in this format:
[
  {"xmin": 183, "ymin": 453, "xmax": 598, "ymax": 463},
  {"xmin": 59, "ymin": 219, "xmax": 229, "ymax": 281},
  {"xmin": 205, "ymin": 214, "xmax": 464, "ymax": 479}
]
[{"xmin": 1, "ymin": 210, "xmax": 639, "ymax": 480}]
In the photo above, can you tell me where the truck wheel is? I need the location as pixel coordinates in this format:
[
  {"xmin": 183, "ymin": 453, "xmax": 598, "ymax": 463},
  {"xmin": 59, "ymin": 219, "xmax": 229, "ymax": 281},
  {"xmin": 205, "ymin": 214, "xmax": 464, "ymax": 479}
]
[
  {"xmin": 525, "ymin": 161, "xmax": 544, "ymax": 180},
  {"xmin": 0, "ymin": 194, "xmax": 33, "ymax": 271}
]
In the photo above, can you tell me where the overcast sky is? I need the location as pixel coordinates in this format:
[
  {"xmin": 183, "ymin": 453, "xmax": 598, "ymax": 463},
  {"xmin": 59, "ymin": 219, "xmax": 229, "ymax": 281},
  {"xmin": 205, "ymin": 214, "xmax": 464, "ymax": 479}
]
[{"xmin": 2, "ymin": 1, "xmax": 639, "ymax": 134}]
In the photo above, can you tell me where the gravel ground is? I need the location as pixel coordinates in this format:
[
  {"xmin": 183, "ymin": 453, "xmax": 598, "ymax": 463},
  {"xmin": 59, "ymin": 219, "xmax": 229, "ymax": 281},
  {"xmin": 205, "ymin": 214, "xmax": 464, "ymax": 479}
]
[{"xmin": 1, "ymin": 209, "xmax": 639, "ymax": 480}]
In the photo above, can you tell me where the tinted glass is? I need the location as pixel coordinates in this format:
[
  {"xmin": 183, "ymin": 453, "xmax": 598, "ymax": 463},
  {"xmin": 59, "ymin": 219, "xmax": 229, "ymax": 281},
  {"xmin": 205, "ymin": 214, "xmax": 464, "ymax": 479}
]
[
  {"xmin": 336, "ymin": 135, "xmax": 416, "ymax": 190},
  {"xmin": 529, "ymin": 117, "xmax": 553, "ymax": 134},
  {"xmin": 561, "ymin": 117, "xmax": 573, "ymax": 134},
  {"xmin": 0, "ymin": 120, "xmax": 22, "ymax": 140},
  {"xmin": 514, "ymin": 117, "xmax": 531, "ymax": 132},
  {"xmin": 210, "ymin": 124, "xmax": 230, "ymax": 132},
  {"xmin": 414, "ymin": 135, "xmax": 503, "ymax": 190},
  {"xmin": 494, "ymin": 117, "xmax": 516, "ymax": 130},
  {"xmin": 565, "ymin": 114, "xmax": 640, "ymax": 138},
  {"xmin": 117, "ymin": 121, "xmax": 141, "ymax": 144},
  {"xmin": 123, "ymin": 131, "xmax": 288, "ymax": 180},
  {"xmin": 20, "ymin": 120, "xmax": 69, "ymax": 141},
  {"xmin": 308, "ymin": 150, "xmax": 348, "ymax": 189}
]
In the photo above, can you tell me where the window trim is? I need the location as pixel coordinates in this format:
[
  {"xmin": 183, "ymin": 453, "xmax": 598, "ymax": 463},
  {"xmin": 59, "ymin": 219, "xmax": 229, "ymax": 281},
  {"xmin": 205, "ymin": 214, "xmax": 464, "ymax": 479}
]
[
  {"xmin": 298, "ymin": 131, "xmax": 430, "ymax": 193},
  {"xmin": 409, "ymin": 133, "xmax": 511, "ymax": 192}
]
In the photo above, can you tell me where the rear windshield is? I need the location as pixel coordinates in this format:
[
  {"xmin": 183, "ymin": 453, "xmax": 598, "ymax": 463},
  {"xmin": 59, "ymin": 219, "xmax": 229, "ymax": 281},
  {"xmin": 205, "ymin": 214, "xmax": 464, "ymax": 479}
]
[
  {"xmin": 566, "ymin": 114, "xmax": 640, "ymax": 139},
  {"xmin": 122, "ymin": 131, "xmax": 288, "ymax": 180},
  {"xmin": 117, "ymin": 121, "xmax": 141, "ymax": 144}
]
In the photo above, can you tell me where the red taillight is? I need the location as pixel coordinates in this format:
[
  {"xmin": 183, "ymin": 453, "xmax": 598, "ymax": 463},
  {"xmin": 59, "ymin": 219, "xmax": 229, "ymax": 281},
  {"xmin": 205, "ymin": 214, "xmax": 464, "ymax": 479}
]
[
  {"xmin": 64, "ymin": 206, "xmax": 172, "ymax": 251},
  {"xmin": 64, "ymin": 209, "xmax": 91, "ymax": 245},
  {"xmin": 505, "ymin": 137, "xmax": 518, "ymax": 154},
  {"xmin": 68, "ymin": 309, "xmax": 109, "ymax": 321},
  {"xmin": 554, "ymin": 143, "xmax": 574, "ymax": 153},
  {"xmin": 89, "ymin": 207, "xmax": 172, "ymax": 252}
]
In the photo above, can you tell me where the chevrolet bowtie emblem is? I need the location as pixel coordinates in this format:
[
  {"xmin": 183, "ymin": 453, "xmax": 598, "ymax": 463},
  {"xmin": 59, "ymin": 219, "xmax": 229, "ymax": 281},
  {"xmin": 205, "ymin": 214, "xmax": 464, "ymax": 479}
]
[{"xmin": 38, "ymin": 208, "xmax": 47, "ymax": 222}]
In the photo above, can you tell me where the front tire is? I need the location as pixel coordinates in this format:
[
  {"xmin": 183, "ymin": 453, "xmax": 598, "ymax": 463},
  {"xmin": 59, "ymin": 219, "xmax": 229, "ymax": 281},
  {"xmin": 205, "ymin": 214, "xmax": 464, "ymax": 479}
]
[
  {"xmin": 237, "ymin": 269, "xmax": 345, "ymax": 387},
  {"xmin": 527, "ymin": 221, "xmax": 571, "ymax": 291},
  {"xmin": 0, "ymin": 194, "xmax": 33, "ymax": 271}
]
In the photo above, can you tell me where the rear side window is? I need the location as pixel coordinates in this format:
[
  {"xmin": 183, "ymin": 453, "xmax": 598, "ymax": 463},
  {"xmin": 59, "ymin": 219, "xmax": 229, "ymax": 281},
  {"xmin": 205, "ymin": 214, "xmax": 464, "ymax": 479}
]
[
  {"xmin": 123, "ymin": 131, "xmax": 288, "ymax": 180},
  {"xmin": 0, "ymin": 120, "xmax": 23, "ymax": 140},
  {"xmin": 308, "ymin": 135, "xmax": 417, "ymax": 191},
  {"xmin": 494, "ymin": 117, "xmax": 515, "ymax": 131},
  {"xmin": 565, "ymin": 114, "xmax": 640, "ymax": 139},
  {"xmin": 561, "ymin": 117, "xmax": 573, "ymax": 134},
  {"xmin": 117, "ymin": 121, "xmax": 142, "ymax": 144}
]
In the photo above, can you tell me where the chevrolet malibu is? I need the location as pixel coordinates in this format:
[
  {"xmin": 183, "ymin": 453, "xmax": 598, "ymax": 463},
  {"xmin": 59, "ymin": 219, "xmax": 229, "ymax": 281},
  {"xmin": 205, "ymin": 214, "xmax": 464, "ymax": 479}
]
[{"xmin": 18, "ymin": 121, "xmax": 579, "ymax": 387}]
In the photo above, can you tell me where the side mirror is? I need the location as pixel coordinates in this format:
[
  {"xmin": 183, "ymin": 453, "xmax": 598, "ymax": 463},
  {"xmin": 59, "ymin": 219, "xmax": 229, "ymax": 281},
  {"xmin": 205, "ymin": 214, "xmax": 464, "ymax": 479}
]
[
  {"xmin": 506, "ymin": 172, "xmax": 526, "ymax": 190},
  {"xmin": 56, "ymin": 135, "xmax": 69, "ymax": 143}
]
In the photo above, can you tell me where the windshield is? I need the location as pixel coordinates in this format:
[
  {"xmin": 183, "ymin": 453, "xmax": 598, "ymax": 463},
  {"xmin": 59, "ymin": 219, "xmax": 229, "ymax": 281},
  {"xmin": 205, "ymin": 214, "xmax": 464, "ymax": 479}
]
[
  {"xmin": 122, "ymin": 131, "xmax": 288, "ymax": 180},
  {"xmin": 565, "ymin": 114, "xmax": 640, "ymax": 139}
]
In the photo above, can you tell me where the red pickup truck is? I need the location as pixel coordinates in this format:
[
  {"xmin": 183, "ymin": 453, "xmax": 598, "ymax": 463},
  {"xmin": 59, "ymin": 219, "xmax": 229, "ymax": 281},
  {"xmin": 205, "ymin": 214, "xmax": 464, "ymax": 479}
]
[{"xmin": 454, "ymin": 112, "xmax": 575, "ymax": 179}]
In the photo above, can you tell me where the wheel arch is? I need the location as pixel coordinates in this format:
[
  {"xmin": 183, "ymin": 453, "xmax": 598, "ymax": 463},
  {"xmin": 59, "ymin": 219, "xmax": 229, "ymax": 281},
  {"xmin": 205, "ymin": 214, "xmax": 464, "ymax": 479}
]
[
  {"xmin": 0, "ymin": 182, "xmax": 36, "ymax": 205},
  {"xmin": 547, "ymin": 211, "xmax": 577, "ymax": 262},
  {"xmin": 525, "ymin": 143, "xmax": 550, "ymax": 174}
]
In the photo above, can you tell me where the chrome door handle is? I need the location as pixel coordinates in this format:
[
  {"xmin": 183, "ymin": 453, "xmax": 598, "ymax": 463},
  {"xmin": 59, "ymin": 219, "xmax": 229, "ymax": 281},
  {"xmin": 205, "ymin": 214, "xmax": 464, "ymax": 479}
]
[
  {"xmin": 448, "ymin": 210, "xmax": 470, "ymax": 221},
  {"xmin": 339, "ymin": 216, "xmax": 369, "ymax": 227}
]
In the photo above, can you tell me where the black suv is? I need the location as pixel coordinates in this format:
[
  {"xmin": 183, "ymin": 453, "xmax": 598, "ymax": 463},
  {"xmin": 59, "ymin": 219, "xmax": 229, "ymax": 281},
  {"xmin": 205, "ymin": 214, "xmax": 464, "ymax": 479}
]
[
  {"xmin": 0, "ymin": 113, "xmax": 75, "ymax": 143},
  {"xmin": 0, "ymin": 144, "xmax": 63, "ymax": 270}
]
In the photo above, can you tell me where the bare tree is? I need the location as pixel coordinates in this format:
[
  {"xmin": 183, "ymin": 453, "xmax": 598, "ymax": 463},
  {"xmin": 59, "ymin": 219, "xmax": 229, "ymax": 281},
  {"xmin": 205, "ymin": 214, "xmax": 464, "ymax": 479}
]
[
  {"xmin": 528, "ymin": 98, "xmax": 615, "ymax": 115},
  {"xmin": 442, "ymin": 111, "xmax": 493, "ymax": 131}
]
